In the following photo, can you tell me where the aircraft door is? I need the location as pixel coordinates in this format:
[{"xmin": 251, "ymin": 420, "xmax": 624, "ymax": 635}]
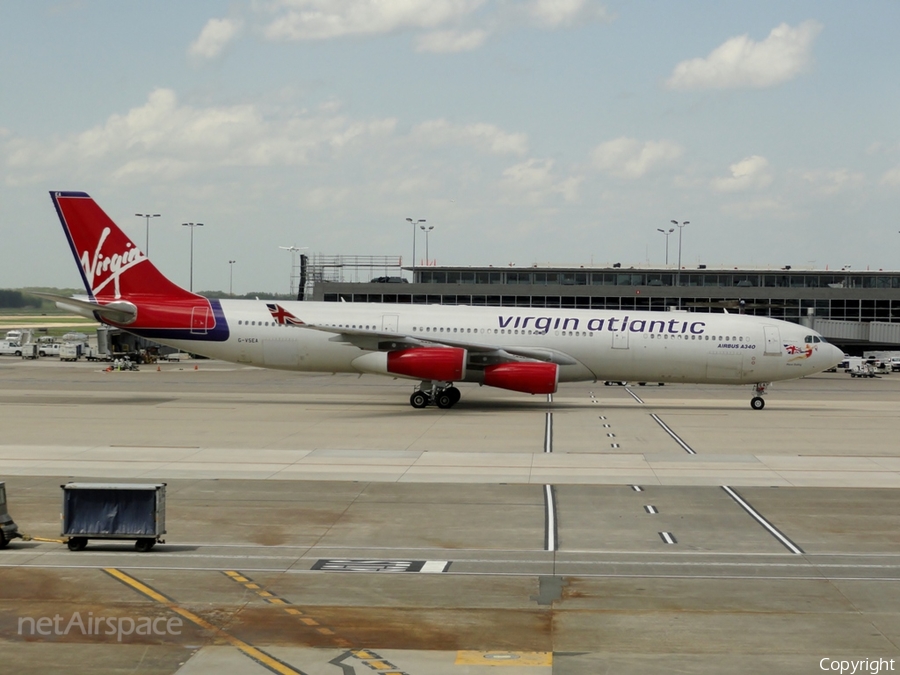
[
  {"xmin": 382, "ymin": 314, "xmax": 399, "ymax": 333},
  {"xmin": 763, "ymin": 326, "xmax": 782, "ymax": 355},
  {"xmin": 612, "ymin": 330, "xmax": 629, "ymax": 349},
  {"xmin": 190, "ymin": 306, "xmax": 210, "ymax": 334}
]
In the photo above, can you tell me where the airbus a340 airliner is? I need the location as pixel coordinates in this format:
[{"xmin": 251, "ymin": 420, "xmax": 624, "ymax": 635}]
[{"xmin": 46, "ymin": 191, "xmax": 842, "ymax": 410}]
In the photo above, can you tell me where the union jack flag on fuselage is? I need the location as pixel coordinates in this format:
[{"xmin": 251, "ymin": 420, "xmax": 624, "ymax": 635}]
[{"xmin": 267, "ymin": 303, "xmax": 306, "ymax": 327}]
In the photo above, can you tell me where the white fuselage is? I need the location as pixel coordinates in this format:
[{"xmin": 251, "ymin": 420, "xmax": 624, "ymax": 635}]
[{"xmin": 153, "ymin": 301, "xmax": 842, "ymax": 386}]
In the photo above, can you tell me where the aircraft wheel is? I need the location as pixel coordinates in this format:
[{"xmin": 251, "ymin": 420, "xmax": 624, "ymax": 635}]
[
  {"xmin": 435, "ymin": 392, "xmax": 454, "ymax": 409},
  {"xmin": 409, "ymin": 391, "xmax": 429, "ymax": 409},
  {"xmin": 67, "ymin": 537, "xmax": 88, "ymax": 552},
  {"xmin": 446, "ymin": 386, "xmax": 461, "ymax": 405},
  {"xmin": 750, "ymin": 396, "xmax": 765, "ymax": 411}
]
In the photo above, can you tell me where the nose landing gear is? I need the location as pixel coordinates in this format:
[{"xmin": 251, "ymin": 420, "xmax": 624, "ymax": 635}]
[
  {"xmin": 409, "ymin": 382, "xmax": 461, "ymax": 409},
  {"xmin": 750, "ymin": 382, "xmax": 769, "ymax": 410}
]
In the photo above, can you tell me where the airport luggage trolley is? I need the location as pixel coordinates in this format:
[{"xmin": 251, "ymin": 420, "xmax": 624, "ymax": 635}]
[
  {"xmin": 61, "ymin": 483, "xmax": 166, "ymax": 552},
  {"xmin": 0, "ymin": 482, "xmax": 21, "ymax": 549}
]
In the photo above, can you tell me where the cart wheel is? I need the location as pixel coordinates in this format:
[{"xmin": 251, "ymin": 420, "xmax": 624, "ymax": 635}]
[
  {"xmin": 0, "ymin": 530, "xmax": 8, "ymax": 549},
  {"xmin": 67, "ymin": 537, "xmax": 87, "ymax": 551},
  {"xmin": 135, "ymin": 538, "xmax": 155, "ymax": 552}
]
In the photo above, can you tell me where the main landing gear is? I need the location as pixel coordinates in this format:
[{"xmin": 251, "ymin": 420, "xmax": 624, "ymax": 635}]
[
  {"xmin": 409, "ymin": 383, "xmax": 461, "ymax": 409},
  {"xmin": 750, "ymin": 382, "xmax": 769, "ymax": 410}
]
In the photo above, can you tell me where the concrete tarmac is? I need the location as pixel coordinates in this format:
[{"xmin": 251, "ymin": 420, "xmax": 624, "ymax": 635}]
[{"xmin": 1, "ymin": 358, "xmax": 899, "ymax": 674}]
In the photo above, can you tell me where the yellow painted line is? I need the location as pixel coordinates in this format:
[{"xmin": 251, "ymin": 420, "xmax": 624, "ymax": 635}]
[
  {"xmin": 233, "ymin": 576, "xmax": 249, "ymax": 583},
  {"xmin": 353, "ymin": 650, "xmax": 375, "ymax": 659},
  {"xmin": 104, "ymin": 568, "xmax": 307, "ymax": 675},
  {"xmin": 224, "ymin": 571, "xmax": 241, "ymax": 577},
  {"xmin": 455, "ymin": 651, "xmax": 553, "ymax": 666},
  {"xmin": 221, "ymin": 570, "xmax": 354, "ymax": 653}
]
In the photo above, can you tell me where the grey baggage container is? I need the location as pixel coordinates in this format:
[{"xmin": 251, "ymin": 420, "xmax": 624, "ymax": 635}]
[{"xmin": 61, "ymin": 483, "xmax": 166, "ymax": 552}]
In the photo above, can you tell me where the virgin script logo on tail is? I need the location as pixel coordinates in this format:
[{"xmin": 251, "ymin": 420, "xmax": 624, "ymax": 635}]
[
  {"xmin": 81, "ymin": 227, "xmax": 147, "ymax": 299},
  {"xmin": 267, "ymin": 304, "xmax": 305, "ymax": 326}
]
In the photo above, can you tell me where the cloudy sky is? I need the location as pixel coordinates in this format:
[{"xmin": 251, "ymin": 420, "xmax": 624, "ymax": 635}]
[{"xmin": 1, "ymin": 1, "xmax": 898, "ymax": 294}]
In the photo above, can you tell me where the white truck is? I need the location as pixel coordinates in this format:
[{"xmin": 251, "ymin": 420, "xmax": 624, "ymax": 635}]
[
  {"xmin": 0, "ymin": 340, "xmax": 23, "ymax": 357},
  {"xmin": 20, "ymin": 340, "xmax": 62, "ymax": 357},
  {"xmin": 37, "ymin": 342, "xmax": 61, "ymax": 358}
]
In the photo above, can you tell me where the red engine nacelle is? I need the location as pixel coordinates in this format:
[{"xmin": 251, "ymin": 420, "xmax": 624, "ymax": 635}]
[
  {"xmin": 483, "ymin": 362, "xmax": 558, "ymax": 394},
  {"xmin": 387, "ymin": 347, "xmax": 466, "ymax": 382}
]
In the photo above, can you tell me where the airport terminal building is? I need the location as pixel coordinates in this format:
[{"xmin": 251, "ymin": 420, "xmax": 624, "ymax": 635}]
[{"xmin": 311, "ymin": 264, "xmax": 900, "ymax": 352}]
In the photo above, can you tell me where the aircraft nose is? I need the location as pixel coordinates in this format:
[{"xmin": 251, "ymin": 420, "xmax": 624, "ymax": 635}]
[{"xmin": 827, "ymin": 343, "xmax": 843, "ymax": 366}]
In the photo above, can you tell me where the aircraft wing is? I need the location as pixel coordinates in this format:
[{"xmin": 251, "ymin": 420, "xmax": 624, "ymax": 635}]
[{"xmin": 299, "ymin": 322, "xmax": 580, "ymax": 366}]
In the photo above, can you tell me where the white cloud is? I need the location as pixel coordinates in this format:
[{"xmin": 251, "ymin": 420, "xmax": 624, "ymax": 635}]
[
  {"xmin": 412, "ymin": 119, "xmax": 527, "ymax": 155},
  {"xmin": 499, "ymin": 158, "xmax": 582, "ymax": 204},
  {"xmin": 802, "ymin": 168, "xmax": 864, "ymax": 195},
  {"xmin": 524, "ymin": 0, "xmax": 610, "ymax": 28},
  {"xmin": 718, "ymin": 196, "xmax": 796, "ymax": 220},
  {"xmin": 881, "ymin": 166, "xmax": 900, "ymax": 187},
  {"xmin": 188, "ymin": 18, "xmax": 244, "ymax": 60},
  {"xmin": 260, "ymin": 0, "xmax": 610, "ymax": 51},
  {"xmin": 4, "ymin": 88, "xmax": 397, "ymax": 183},
  {"xmin": 712, "ymin": 155, "xmax": 773, "ymax": 192},
  {"xmin": 263, "ymin": 0, "xmax": 485, "ymax": 41},
  {"xmin": 591, "ymin": 137, "xmax": 683, "ymax": 179},
  {"xmin": 415, "ymin": 28, "xmax": 489, "ymax": 52},
  {"xmin": 666, "ymin": 20, "xmax": 823, "ymax": 90}
]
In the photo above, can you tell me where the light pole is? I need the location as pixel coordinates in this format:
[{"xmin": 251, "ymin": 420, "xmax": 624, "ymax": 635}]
[
  {"xmin": 420, "ymin": 223, "xmax": 434, "ymax": 266},
  {"xmin": 228, "ymin": 260, "xmax": 236, "ymax": 296},
  {"xmin": 406, "ymin": 217, "xmax": 425, "ymax": 281},
  {"xmin": 671, "ymin": 220, "xmax": 689, "ymax": 284},
  {"xmin": 671, "ymin": 219, "xmax": 689, "ymax": 309},
  {"xmin": 182, "ymin": 222, "xmax": 204, "ymax": 292},
  {"xmin": 657, "ymin": 227, "xmax": 674, "ymax": 266},
  {"xmin": 135, "ymin": 213, "xmax": 160, "ymax": 257}
]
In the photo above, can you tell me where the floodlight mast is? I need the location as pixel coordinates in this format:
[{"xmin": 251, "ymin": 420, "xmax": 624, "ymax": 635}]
[{"xmin": 406, "ymin": 217, "xmax": 425, "ymax": 281}]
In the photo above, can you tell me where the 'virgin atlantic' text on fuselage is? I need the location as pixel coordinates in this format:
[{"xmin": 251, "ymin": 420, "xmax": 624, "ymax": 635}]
[{"xmin": 498, "ymin": 315, "xmax": 707, "ymax": 335}]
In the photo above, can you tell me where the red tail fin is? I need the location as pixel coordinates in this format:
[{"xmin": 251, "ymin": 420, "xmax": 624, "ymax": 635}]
[
  {"xmin": 51, "ymin": 192, "xmax": 224, "ymax": 338},
  {"xmin": 51, "ymin": 191, "xmax": 196, "ymax": 302}
]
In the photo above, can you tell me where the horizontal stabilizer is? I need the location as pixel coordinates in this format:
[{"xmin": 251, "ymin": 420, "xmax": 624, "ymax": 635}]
[{"xmin": 31, "ymin": 292, "xmax": 138, "ymax": 325}]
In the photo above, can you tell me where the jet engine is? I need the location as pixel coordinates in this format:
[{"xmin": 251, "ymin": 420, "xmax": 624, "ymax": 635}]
[
  {"xmin": 483, "ymin": 362, "xmax": 558, "ymax": 394},
  {"xmin": 385, "ymin": 347, "xmax": 467, "ymax": 381}
]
